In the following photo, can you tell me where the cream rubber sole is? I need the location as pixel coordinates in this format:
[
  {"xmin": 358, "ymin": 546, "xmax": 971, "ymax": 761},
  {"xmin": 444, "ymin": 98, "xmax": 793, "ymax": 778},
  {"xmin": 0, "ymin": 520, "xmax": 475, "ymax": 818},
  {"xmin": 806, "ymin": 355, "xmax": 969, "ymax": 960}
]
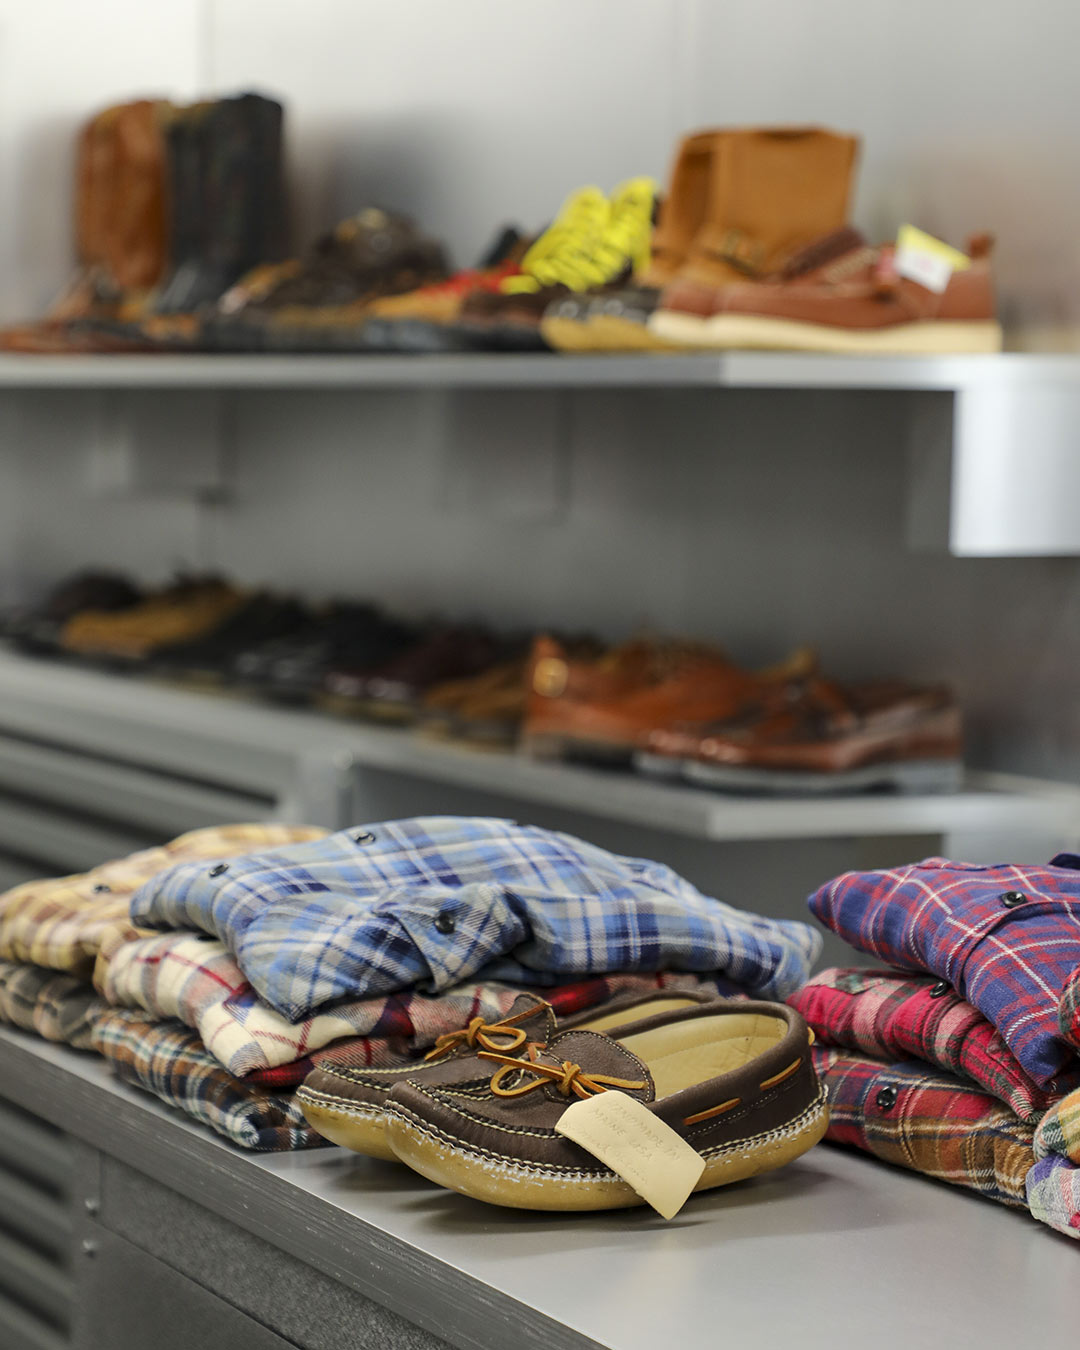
[
  {"xmin": 385, "ymin": 1088, "xmax": 829, "ymax": 1212},
  {"xmin": 541, "ymin": 314, "xmax": 679, "ymax": 353},
  {"xmin": 298, "ymin": 1089, "xmax": 397, "ymax": 1162},
  {"xmin": 648, "ymin": 309, "xmax": 1003, "ymax": 354}
]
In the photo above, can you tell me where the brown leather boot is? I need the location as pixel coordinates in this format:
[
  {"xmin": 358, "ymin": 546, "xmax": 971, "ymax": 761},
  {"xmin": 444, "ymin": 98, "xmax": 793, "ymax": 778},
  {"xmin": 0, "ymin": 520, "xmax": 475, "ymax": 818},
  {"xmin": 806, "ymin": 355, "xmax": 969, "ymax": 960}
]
[
  {"xmin": 542, "ymin": 128, "xmax": 724, "ymax": 352},
  {"xmin": 1, "ymin": 100, "xmax": 170, "ymax": 350},
  {"xmin": 651, "ymin": 125, "xmax": 859, "ymax": 344}
]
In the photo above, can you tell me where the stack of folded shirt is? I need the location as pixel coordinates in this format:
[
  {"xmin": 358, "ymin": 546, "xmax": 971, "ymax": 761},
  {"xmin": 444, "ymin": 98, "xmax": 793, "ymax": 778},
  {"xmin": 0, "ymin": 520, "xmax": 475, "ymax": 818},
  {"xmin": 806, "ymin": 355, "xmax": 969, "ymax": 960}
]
[
  {"xmin": 1, "ymin": 815, "xmax": 823, "ymax": 1153},
  {"xmin": 791, "ymin": 854, "xmax": 1080, "ymax": 1238}
]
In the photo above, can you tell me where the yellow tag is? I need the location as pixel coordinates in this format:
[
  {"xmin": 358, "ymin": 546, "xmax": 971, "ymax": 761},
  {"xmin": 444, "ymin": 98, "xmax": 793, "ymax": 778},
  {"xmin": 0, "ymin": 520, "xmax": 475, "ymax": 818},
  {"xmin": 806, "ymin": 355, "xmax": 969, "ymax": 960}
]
[
  {"xmin": 895, "ymin": 225, "xmax": 970, "ymax": 294},
  {"xmin": 555, "ymin": 1092, "xmax": 705, "ymax": 1220}
]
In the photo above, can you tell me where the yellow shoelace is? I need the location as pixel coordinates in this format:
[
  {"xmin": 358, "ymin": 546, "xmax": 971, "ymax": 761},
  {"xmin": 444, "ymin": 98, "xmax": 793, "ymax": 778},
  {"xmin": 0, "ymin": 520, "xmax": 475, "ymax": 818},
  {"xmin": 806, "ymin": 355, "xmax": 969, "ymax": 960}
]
[
  {"xmin": 480, "ymin": 1044, "xmax": 647, "ymax": 1099},
  {"xmin": 503, "ymin": 178, "xmax": 656, "ymax": 294}
]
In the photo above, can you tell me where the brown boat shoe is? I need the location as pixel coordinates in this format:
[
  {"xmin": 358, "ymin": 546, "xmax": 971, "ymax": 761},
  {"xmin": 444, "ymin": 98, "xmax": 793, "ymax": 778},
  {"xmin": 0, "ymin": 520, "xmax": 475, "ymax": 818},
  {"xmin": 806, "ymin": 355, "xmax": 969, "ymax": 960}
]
[
  {"xmin": 297, "ymin": 988, "xmax": 718, "ymax": 1160},
  {"xmin": 384, "ymin": 1000, "xmax": 826, "ymax": 1212}
]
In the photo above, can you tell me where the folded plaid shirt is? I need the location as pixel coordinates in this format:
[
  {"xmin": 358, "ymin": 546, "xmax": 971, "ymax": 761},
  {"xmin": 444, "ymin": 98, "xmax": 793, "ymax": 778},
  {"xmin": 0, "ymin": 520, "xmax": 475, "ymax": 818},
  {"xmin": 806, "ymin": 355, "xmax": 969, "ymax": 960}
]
[
  {"xmin": 1058, "ymin": 966, "xmax": 1080, "ymax": 1053},
  {"xmin": 813, "ymin": 1045, "xmax": 1035, "ymax": 1210},
  {"xmin": 790, "ymin": 967, "xmax": 1073, "ymax": 1120},
  {"xmin": 97, "ymin": 920, "xmax": 729, "ymax": 1079},
  {"xmin": 0, "ymin": 823, "xmax": 326, "ymax": 977},
  {"xmin": 1028, "ymin": 1087, "xmax": 1080, "ymax": 1238},
  {"xmin": 131, "ymin": 817, "xmax": 820, "ymax": 1021},
  {"xmin": 0, "ymin": 959, "xmax": 104, "ymax": 1049},
  {"xmin": 91, "ymin": 1008, "xmax": 327, "ymax": 1151},
  {"xmin": 808, "ymin": 856, "xmax": 1080, "ymax": 1085}
]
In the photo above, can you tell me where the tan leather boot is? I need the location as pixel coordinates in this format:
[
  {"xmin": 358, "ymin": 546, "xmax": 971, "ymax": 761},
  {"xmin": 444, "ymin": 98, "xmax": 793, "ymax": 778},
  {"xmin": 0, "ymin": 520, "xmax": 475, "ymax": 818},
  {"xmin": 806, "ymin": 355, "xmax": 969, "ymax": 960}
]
[{"xmin": 651, "ymin": 125, "xmax": 859, "ymax": 344}]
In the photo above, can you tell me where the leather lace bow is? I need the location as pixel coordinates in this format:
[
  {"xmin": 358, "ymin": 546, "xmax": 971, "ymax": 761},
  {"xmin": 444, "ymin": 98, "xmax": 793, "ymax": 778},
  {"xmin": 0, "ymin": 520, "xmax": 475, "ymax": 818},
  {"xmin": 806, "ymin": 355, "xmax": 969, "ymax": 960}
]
[
  {"xmin": 480, "ymin": 1045, "xmax": 647, "ymax": 1099},
  {"xmin": 423, "ymin": 1013, "xmax": 532, "ymax": 1063}
]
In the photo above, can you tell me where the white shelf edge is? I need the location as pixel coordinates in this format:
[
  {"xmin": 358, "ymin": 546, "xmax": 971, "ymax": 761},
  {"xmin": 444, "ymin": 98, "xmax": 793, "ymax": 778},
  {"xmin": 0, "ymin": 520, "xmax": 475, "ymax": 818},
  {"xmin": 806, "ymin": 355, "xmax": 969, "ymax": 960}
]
[{"xmin": 0, "ymin": 350, "xmax": 1075, "ymax": 392}]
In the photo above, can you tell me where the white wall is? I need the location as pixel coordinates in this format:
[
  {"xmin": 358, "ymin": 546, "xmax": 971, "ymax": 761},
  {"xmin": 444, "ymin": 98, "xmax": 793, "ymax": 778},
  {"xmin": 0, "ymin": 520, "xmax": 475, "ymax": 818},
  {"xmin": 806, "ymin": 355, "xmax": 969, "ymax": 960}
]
[{"xmin": 0, "ymin": 0, "xmax": 1078, "ymax": 792}]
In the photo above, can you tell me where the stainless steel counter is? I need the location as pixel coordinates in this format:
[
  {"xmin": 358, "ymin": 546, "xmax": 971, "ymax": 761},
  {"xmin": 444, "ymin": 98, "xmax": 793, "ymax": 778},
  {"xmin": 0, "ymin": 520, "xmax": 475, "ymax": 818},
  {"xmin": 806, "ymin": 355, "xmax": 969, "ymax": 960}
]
[{"xmin": 1, "ymin": 1026, "xmax": 1076, "ymax": 1350}]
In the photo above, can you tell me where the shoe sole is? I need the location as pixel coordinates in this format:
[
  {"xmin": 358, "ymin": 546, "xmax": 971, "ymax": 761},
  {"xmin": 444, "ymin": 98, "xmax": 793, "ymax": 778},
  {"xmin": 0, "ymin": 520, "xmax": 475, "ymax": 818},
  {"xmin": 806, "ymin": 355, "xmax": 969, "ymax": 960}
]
[
  {"xmin": 648, "ymin": 311, "xmax": 1003, "ymax": 354},
  {"xmin": 520, "ymin": 732, "xmax": 635, "ymax": 768},
  {"xmin": 297, "ymin": 1088, "xmax": 397, "ymax": 1161},
  {"xmin": 384, "ymin": 1088, "xmax": 828, "ymax": 1212},
  {"xmin": 635, "ymin": 752, "xmax": 963, "ymax": 795},
  {"xmin": 541, "ymin": 315, "xmax": 680, "ymax": 353}
]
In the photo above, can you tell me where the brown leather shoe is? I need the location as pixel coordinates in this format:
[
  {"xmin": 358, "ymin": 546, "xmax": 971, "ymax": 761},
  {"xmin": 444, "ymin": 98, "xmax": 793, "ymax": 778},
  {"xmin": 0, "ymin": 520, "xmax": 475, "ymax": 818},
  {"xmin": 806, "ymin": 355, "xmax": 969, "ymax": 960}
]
[
  {"xmin": 650, "ymin": 126, "xmax": 859, "ymax": 343},
  {"xmin": 652, "ymin": 228, "xmax": 1001, "ymax": 353},
  {"xmin": 522, "ymin": 636, "xmax": 815, "ymax": 763},
  {"xmin": 639, "ymin": 678, "xmax": 963, "ymax": 794},
  {"xmin": 298, "ymin": 989, "xmax": 718, "ymax": 1159},
  {"xmin": 384, "ymin": 1000, "xmax": 825, "ymax": 1211}
]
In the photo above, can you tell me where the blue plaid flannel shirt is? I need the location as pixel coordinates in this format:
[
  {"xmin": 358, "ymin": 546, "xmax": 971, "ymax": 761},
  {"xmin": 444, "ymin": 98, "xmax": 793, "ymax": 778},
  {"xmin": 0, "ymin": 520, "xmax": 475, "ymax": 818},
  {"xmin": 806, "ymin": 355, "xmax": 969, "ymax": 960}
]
[{"xmin": 130, "ymin": 817, "xmax": 821, "ymax": 1021}]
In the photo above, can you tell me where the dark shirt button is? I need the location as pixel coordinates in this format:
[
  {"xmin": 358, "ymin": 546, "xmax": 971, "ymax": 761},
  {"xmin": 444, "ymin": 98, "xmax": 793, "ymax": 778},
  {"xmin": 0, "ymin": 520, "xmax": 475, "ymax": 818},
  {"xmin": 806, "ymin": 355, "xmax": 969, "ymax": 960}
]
[
  {"xmin": 209, "ymin": 863, "xmax": 229, "ymax": 877},
  {"xmin": 875, "ymin": 1086, "xmax": 898, "ymax": 1112},
  {"xmin": 91, "ymin": 883, "xmax": 111, "ymax": 894},
  {"xmin": 999, "ymin": 891, "xmax": 1027, "ymax": 908},
  {"xmin": 433, "ymin": 910, "xmax": 456, "ymax": 935},
  {"xmin": 929, "ymin": 981, "xmax": 950, "ymax": 999},
  {"xmin": 352, "ymin": 831, "xmax": 375, "ymax": 845}
]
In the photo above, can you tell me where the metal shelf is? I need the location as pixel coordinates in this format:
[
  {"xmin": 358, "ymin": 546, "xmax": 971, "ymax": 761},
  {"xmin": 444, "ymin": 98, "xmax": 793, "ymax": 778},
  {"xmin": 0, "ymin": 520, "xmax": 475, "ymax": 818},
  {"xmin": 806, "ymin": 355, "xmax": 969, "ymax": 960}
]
[
  {"xmin": 0, "ymin": 350, "xmax": 1072, "ymax": 391},
  {"xmin": 1, "ymin": 1027, "xmax": 1076, "ymax": 1350},
  {"xmin": 0, "ymin": 650, "xmax": 1076, "ymax": 844}
]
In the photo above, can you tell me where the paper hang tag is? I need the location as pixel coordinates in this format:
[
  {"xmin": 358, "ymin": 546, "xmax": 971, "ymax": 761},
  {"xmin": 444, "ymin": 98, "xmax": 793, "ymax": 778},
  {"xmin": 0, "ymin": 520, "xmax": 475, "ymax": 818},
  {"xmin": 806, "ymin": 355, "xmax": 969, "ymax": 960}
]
[
  {"xmin": 555, "ymin": 1092, "xmax": 705, "ymax": 1220},
  {"xmin": 895, "ymin": 224, "xmax": 970, "ymax": 294}
]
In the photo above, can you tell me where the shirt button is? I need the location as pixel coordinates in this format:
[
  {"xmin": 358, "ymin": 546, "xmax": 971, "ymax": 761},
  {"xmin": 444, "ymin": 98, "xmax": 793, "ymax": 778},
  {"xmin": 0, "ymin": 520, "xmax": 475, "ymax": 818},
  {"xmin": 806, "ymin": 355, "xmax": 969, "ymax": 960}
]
[
  {"xmin": 433, "ymin": 910, "xmax": 456, "ymax": 935},
  {"xmin": 999, "ymin": 891, "xmax": 1027, "ymax": 908},
  {"xmin": 353, "ymin": 831, "xmax": 375, "ymax": 845},
  {"xmin": 929, "ymin": 981, "xmax": 950, "ymax": 999},
  {"xmin": 209, "ymin": 863, "xmax": 229, "ymax": 877},
  {"xmin": 875, "ymin": 1086, "xmax": 898, "ymax": 1112}
]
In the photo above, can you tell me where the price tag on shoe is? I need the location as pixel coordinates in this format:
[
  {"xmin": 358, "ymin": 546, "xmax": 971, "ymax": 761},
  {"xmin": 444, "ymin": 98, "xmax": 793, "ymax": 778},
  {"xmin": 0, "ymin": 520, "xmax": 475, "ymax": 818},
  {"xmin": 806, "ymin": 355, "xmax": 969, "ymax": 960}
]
[
  {"xmin": 556, "ymin": 1091, "xmax": 705, "ymax": 1219},
  {"xmin": 895, "ymin": 224, "xmax": 970, "ymax": 293}
]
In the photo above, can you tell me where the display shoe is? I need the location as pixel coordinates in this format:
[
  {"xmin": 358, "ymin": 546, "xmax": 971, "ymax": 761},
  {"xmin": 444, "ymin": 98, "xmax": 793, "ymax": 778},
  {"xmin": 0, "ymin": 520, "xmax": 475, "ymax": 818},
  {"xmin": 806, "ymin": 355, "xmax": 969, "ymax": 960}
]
[
  {"xmin": 542, "ymin": 129, "xmax": 722, "ymax": 353},
  {"xmin": 649, "ymin": 126, "xmax": 859, "ymax": 347},
  {"xmin": 59, "ymin": 576, "xmax": 245, "ymax": 664},
  {"xmin": 651, "ymin": 229, "xmax": 1002, "ymax": 354},
  {"xmin": 3, "ymin": 571, "xmax": 143, "ymax": 655},
  {"xmin": 153, "ymin": 93, "xmax": 288, "ymax": 317},
  {"xmin": 384, "ymin": 1000, "xmax": 826, "ymax": 1213},
  {"xmin": 359, "ymin": 226, "xmax": 527, "ymax": 352},
  {"xmin": 228, "ymin": 208, "xmax": 449, "ymax": 351},
  {"xmin": 298, "ymin": 989, "xmax": 718, "ymax": 1160},
  {"xmin": 149, "ymin": 592, "xmax": 312, "ymax": 687},
  {"xmin": 236, "ymin": 602, "xmax": 418, "ymax": 703},
  {"xmin": 0, "ymin": 100, "xmax": 171, "ymax": 351},
  {"xmin": 325, "ymin": 624, "xmax": 505, "ymax": 723},
  {"xmin": 638, "ymin": 677, "xmax": 963, "ymax": 794},
  {"xmin": 454, "ymin": 179, "xmax": 656, "ymax": 350},
  {"xmin": 420, "ymin": 653, "xmax": 531, "ymax": 746},
  {"xmin": 521, "ymin": 635, "xmax": 814, "ymax": 764}
]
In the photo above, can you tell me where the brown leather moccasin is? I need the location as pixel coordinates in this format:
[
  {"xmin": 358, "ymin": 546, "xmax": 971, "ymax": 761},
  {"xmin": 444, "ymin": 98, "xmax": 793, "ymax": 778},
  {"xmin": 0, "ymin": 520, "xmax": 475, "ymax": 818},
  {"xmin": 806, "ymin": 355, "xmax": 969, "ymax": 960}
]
[
  {"xmin": 297, "ymin": 989, "xmax": 717, "ymax": 1160},
  {"xmin": 384, "ymin": 1001, "xmax": 826, "ymax": 1212}
]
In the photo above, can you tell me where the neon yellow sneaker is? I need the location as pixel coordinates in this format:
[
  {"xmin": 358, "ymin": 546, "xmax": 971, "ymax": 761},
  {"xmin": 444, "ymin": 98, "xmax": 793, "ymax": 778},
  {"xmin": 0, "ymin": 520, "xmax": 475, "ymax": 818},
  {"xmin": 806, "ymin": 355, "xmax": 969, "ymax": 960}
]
[{"xmin": 453, "ymin": 179, "xmax": 658, "ymax": 350}]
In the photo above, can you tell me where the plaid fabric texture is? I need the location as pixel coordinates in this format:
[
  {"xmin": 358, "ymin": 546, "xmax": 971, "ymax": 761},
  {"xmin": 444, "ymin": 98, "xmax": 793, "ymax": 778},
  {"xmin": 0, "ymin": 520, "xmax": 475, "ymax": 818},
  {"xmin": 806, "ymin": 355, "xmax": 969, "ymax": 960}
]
[
  {"xmin": 92, "ymin": 1008, "xmax": 327, "ymax": 1152},
  {"xmin": 0, "ymin": 959, "xmax": 104, "ymax": 1049},
  {"xmin": 1058, "ymin": 966, "xmax": 1080, "ymax": 1053},
  {"xmin": 808, "ymin": 856, "xmax": 1080, "ymax": 1085},
  {"xmin": 0, "ymin": 823, "xmax": 326, "ymax": 977},
  {"xmin": 790, "ymin": 967, "xmax": 1071, "ymax": 1120},
  {"xmin": 813, "ymin": 1045, "xmax": 1035, "ymax": 1209},
  {"xmin": 131, "ymin": 817, "xmax": 820, "ymax": 1021},
  {"xmin": 1027, "ymin": 1085, "xmax": 1080, "ymax": 1238},
  {"xmin": 97, "ymin": 922, "xmax": 729, "ymax": 1078},
  {"xmin": 1027, "ymin": 1155, "xmax": 1080, "ymax": 1238}
]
